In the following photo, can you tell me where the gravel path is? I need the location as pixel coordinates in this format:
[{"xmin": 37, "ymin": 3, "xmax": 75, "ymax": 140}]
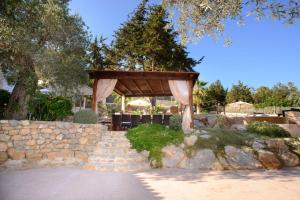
[{"xmin": 1, "ymin": 167, "xmax": 300, "ymax": 200}]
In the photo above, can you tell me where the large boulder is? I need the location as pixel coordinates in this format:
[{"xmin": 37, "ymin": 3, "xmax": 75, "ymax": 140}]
[
  {"xmin": 162, "ymin": 145, "xmax": 186, "ymax": 168},
  {"xmin": 280, "ymin": 151, "xmax": 299, "ymax": 167},
  {"xmin": 265, "ymin": 139, "xmax": 299, "ymax": 167},
  {"xmin": 184, "ymin": 135, "xmax": 198, "ymax": 147},
  {"xmin": 257, "ymin": 150, "xmax": 282, "ymax": 169},
  {"xmin": 252, "ymin": 140, "xmax": 266, "ymax": 151},
  {"xmin": 187, "ymin": 149, "xmax": 223, "ymax": 170},
  {"xmin": 266, "ymin": 139, "xmax": 289, "ymax": 154},
  {"xmin": 224, "ymin": 146, "xmax": 262, "ymax": 169}
]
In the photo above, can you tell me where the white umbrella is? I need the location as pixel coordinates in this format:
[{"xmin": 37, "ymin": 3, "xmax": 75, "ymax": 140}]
[{"xmin": 127, "ymin": 99, "xmax": 151, "ymax": 107}]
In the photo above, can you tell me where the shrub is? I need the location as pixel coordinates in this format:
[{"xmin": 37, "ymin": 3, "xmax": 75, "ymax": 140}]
[
  {"xmin": 126, "ymin": 124, "xmax": 184, "ymax": 168},
  {"xmin": 29, "ymin": 93, "xmax": 73, "ymax": 121},
  {"xmin": 246, "ymin": 121, "xmax": 290, "ymax": 138},
  {"xmin": 0, "ymin": 89, "xmax": 10, "ymax": 119},
  {"xmin": 169, "ymin": 114, "xmax": 182, "ymax": 131},
  {"xmin": 74, "ymin": 109, "xmax": 97, "ymax": 124},
  {"xmin": 215, "ymin": 115, "xmax": 231, "ymax": 128}
]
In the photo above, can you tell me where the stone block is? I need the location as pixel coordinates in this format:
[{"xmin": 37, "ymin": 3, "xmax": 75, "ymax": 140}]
[
  {"xmin": 26, "ymin": 140, "xmax": 36, "ymax": 146},
  {"xmin": 0, "ymin": 142, "xmax": 8, "ymax": 152},
  {"xmin": 79, "ymin": 137, "xmax": 88, "ymax": 145},
  {"xmin": 26, "ymin": 151, "xmax": 43, "ymax": 161},
  {"xmin": 7, "ymin": 148, "xmax": 25, "ymax": 160},
  {"xmin": 75, "ymin": 151, "xmax": 88, "ymax": 162},
  {"xmin": 0, "ymin": 134, "xmax": 10, "ymax": 142},
  {"xmin": 0, "ymin": 151, "xmax": 8, "ymax": 162}
]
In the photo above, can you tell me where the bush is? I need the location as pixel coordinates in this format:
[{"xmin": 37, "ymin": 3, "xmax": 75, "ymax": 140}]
[
  {"xmin": 246, "ymin": 121, "xmax": 290, "ymax": 138},
  {"xmin": 169, "ymin": 114, "xmax": 182, "ymax": 131},
  {"xmin": 0, "ymin": 89, "xmax": 10, "ymax": 119},
  {"xmin": 74, "ymin": 109, "xmax": 97, "ymax": 124},
  {"xmin": 126, "ymin": 124, "xmax": 184, "ymax": 168},
  {"xmin": 29, "ymin": 93, "xmax": 73, "ymax": 121}
]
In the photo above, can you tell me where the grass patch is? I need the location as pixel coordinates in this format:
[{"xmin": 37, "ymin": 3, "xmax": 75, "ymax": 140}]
[
  {"xmin": 126, "ymin": 123, "xmax": 184, "ymax": 168},
  {"xmin": 246, "ymin": 121, "xmax": 290, "ymax": 138},
  {"xmin": 190, "ymin": 128, "xmax": 259, "ymax": 156}
]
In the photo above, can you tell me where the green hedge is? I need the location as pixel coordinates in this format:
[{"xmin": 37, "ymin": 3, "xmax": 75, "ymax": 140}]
[{"xmin": 29, "ymin": 93, "xmax": 73, "ymax": 121}]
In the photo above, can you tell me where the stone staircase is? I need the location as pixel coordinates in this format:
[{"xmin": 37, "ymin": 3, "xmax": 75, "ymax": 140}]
[{"xmin": 83, "ymin": 131, "xmax": 150, "ymax": 172}]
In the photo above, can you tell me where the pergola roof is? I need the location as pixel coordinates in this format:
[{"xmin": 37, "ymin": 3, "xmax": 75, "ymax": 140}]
[{"xmin": 88, "ymin": 70, "xmax": 199, "ymax": 97}]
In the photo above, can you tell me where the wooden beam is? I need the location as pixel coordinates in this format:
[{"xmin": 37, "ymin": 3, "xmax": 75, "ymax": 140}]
[
  {"xmin": 88, "ymin": 70, "xmax": 199, "ymax": 81},
  {"xmin": 159, "ymin": 80, "xmax": 165, "ymax": 93},
  {"xmin": 118, "ymin": 80, "xmax": 134, "ymax": 95},
  {"xmin": 132, "ymin": 80, "xmax": 143, "ymax": 94},
  {"xmin": 125, "ymin": 93, "xmax": 172, "ymax": 97},
  {"xmin": 92, "ymin": 79, "xmax": 98, "ymax": 112},
  {"xmin": 145, "ymin": 80, "xmax": 153, "ymax": 93}
]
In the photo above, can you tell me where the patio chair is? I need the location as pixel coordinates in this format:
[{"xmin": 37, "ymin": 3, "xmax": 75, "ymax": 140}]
[
  {"xmin": 112, "ymin": 114, "xmax": 122, "ymax": 131},
  {"xmin": 131, "ymin": 115, "xmax": 141, "ymax": 127},
  {"xmin": 121, "ymin": 114, "xmax": 132, "ymax": 130},
  {"xmin": 163, "ymin": 115, "xmax": 171, "ymax": 125},
  {"xmin": 152, "ymin": 115, "xmax": 163, "ymax": 124},
  {"xmin": 141, "ymin": 115, "xmax": 151, "ymax": 124}
]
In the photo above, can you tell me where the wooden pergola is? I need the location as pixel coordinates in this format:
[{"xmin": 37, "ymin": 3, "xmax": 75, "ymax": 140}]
[{"xmin": 88, "ymin": 70, "xmax": 199, "ymax": 128}]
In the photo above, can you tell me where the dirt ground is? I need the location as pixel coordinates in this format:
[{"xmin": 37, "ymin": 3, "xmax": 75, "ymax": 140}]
[{"xmin": 0, "ymin": 167, "xmax": 300, "ymax": 200}]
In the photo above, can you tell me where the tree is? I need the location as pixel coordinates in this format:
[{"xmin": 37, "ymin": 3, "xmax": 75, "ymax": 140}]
[
  {"xmin": 110, "ymin": 1, "xmax": 201, "ymax": 71},
  {"xmin": 254, "ymin": 86, "xmax": 272, "ymax": 104},
  {"xmin": 227, "ymin": 81, "xmax": 253, "ymax": 103},
  {"xmin": 0, "ymin": 0, "xmax": 90, "ymax": 119},
  {"xmin": 110, "ymin": 0, "xmax": 148, "ymax": 70},
  {"xmin": 193, "ymin": 80, "xmax": 207, "ymax": 114},
  {"xmin": 162, "ymin": 0, "xmax": 300, "ymax": 44},
  {"xmin": 204, "ymin": 80, "xmax": 227, "ymax": 112},
  {"xmin": 88, "ymin": 36, "xmax": 107, "ymax": 70}
]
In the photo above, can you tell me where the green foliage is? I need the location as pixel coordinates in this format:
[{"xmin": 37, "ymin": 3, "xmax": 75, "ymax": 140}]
[
  {"xmin": 169, "ymin": 114, "xmax": 182, "ymax": 131},
  {"xmin": 202, "ymin": 80, "xmax": 227, "ymax": 111},
  {"xmin": 74, "ymin": 110, "xmax": 98, "ymax": 124},
  {"xmin": 227, "ymin": 81, "xmax": 253, "ymax": 103},
  {"xmin": 193, "ymin": 80, "xmax": 207, "ymax": 113},
  {"xmin": 246, "ymin": 122, "xmax": 290, "ymax": 138},
  {"xmin": 162, "ymin": 0, "xmax": 300, "ymax": 44},
  {"xmin": 0, "ymin": 89, "xmax": 10, "ymax": 119},
  {"xmin": 194, "ymin": 129, "xmax": 254, "ymax": 153},
  {"xmin": 29, "ymin": 93, "xmax": 72, "ymax": 121},
  {"xmin": 0, "ymin": 0, "xmax": 90, "ymax": 119},
  {"xmin": 126, "ymin": 124, "xmax": 184, "ymax": 168},
  {"xmin": 109, "ymin": 2, "xmax": 200, "ymax": 71},
  {"xmin": 254, "ymin": 82, "xmax": 300, "ymax": 108}
]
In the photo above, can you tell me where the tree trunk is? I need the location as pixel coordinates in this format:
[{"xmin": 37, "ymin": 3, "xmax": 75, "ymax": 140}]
[{"xmin": 6, "ymin": 59, "xmax": 37, "ymax": 120}]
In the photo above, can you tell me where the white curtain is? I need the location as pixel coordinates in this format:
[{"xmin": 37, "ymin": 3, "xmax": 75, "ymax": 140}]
[
  {"xmin": 95, "ymin": 79, "xmax": 118, "ymax": 113},
  {"xmin": 168, "ymin": 80, "xmax": 192, "ymax": 131}
]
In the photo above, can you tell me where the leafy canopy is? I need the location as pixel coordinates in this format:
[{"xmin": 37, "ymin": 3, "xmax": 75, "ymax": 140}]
[{"xmin": 162, "ymin": 0, "xmax": 300, "ymax": 44}]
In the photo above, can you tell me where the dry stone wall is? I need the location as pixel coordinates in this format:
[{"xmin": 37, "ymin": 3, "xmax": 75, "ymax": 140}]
[
  {"xmin": 0, "ymin": 120, "xmax": 106, "ymax": 164},
  {"xmin": 0, "ymin": 120, "xmax": 150, "ymax": 172}
]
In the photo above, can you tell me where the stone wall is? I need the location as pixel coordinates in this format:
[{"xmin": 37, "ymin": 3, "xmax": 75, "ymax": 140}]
[{"xmin": 0, "ymin": 120, "xmax": 106, "ymax": 164}]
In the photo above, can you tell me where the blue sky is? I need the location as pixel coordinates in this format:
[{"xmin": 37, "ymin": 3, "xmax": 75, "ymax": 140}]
[{"xmin": 69, "ymin": 0, "xmax": 300, "ymax": 90}]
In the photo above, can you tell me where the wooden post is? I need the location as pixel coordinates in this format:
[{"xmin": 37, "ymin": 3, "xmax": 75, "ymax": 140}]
[
  {"xmin": 121, "ymin": 95, "xmax": 126, "ymax": 113},
  {"xmin": 189, "ymin": 80, "xmax": 194, "ymax": 128},
  {"xmin": 92, "ymin": 79, "xmax": 98, "ymax": 112}
]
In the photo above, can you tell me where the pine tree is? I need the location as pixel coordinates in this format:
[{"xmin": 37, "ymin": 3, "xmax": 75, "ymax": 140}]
[
  {"xmin": 111, "ymin": 0, "xmax": 148, "ymax": 70},
  {"xmin": 110, "ymin": 1, "xmax": 201, "ymax": 72}
]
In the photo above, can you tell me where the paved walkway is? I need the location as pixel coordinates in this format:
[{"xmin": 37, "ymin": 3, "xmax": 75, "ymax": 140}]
[{"xmin": 1, "ymin": 167, "xmax": 300, "ymax": 200}]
